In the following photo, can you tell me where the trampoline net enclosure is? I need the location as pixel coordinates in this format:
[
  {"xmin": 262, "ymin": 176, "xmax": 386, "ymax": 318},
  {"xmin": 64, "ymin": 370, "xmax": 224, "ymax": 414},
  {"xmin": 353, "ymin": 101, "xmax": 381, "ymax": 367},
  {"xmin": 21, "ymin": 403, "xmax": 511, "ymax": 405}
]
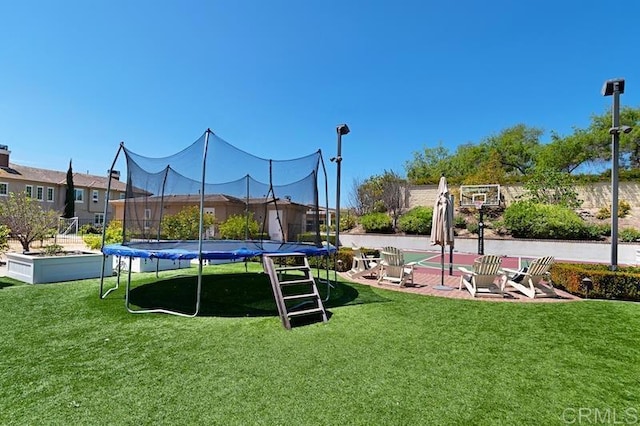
[{"xmin": 102, "ymin": 129, "xmax": 333, "ymax": 259}]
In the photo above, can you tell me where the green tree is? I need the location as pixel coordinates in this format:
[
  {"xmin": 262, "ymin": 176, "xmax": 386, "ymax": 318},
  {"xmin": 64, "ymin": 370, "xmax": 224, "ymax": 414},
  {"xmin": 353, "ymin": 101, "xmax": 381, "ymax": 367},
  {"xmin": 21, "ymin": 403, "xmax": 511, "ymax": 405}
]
[
  {"xmin": 483, "ymin": 124, "xmax": 544, "ymax": 176},
  {"xmin": 538, "ymin": 129, "xmax": 599, "ymax": 174},
  {"xmin": 218, "ymin": 212, "xmax": 260, "ymax": 240},
  {"xmin": 0, "ymin": 191, "xmax": 60, "ymax": 251},
  {"xmin": 405, "ymin": 144, "xmax": 451, "ymax": 184},
  {"xmin": 521, "ymin": 168, "xmax": 581, "ymax": 209},
  {"xmin": 63, "ymin": 159, "xmax": 75, "ymax": 219},
  {"xmin": 587, "ymin": 106, "xmax": 640, "ymax": 169},
  {"xmin": 0, "ymin": 224, "xmax": 9, "ymax": 255},
  {"xmin": 161, "ymin": 205, "xmax": 215, "ymax": 240}
]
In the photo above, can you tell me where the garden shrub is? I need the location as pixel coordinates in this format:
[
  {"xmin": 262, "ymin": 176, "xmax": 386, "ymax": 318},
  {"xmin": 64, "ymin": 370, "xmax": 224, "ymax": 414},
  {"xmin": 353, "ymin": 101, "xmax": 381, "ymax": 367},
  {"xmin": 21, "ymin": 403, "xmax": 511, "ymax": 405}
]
[
  {"xmin": 307, "ymin": 247, "xmax": 357, "ymax": 272},
  {"xmin": 297, "ymin": 232, "xmax": 336, "ymax": 246},
  {"xmin": 551, "ymin": 263, "xmax": 640, "ymax": 301},
  {"xmin": 397, "ymin": 206, "xmax": 433, "ymax": 235},
  {"xmin": 454, "ymin": 215, "xmax": 467, "ymax": 229},
  {"xmin": 79, "ymin": 223, "xmax": 103, "ymax": 235},
  {"xmin": 619, "ymin": 227, "xmax": 640, "ymax": 242},
  {"xmin": 359, "ymin": 212, "xmax": 393, "ymax": 233},
  {"xmin": 339, "ymin": 214, "xmax": 356, "ymax": 232},
  {"xmin": 596, "ymin": 200, "xmax": 632, "ymax": 219},
  {"xmin": 83, "ymin": 220, "xmax": 123, "ymax": 250},
  {"xmin": 503, "ymin": 201, "xmax": 593, "ymax": 239}
]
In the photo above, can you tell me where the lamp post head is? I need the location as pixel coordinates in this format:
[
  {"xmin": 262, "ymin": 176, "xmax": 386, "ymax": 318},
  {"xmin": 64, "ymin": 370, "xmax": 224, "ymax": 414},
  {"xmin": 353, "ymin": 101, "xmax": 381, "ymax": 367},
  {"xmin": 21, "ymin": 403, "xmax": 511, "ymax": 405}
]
[
  {"xmin": 337, "ymin": 124, "xmax": 350, "ymax": 136},
  {"xmin": 602, "ymin": 78, "xmax": 625, "ymax": 96}
]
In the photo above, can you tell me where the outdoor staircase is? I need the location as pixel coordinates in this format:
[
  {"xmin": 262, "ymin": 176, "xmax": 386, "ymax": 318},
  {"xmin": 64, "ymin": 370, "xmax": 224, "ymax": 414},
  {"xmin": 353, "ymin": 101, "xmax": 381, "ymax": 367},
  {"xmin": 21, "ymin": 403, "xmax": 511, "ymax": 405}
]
[{"xmin": 262, "ymin": 253, "xmax": 328, "ymax": 330}]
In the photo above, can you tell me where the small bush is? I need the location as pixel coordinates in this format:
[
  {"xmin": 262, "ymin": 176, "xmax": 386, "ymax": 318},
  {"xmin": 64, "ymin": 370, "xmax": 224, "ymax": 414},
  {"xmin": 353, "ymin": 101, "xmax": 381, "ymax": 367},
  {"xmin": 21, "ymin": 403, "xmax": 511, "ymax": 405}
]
[
  {"xmin": 359, "ymin": 213, "xmax": 393, "ymax": 233},
  {"xmin": 454, "ymin": 216, "xmax": 467, "ymax": 229},
  {"xmin": 397, "ymin": 206, "xmax": 433, "ymax": 235},
  {"xmin": 340, "ymin": 214, "xmax": 356, "ymax": 232},
  {"xmin": 42, "ymin": 244, "xmax": 64, "ymax": 256},
  {"xmin": 596, "ymin": 200, "xmax": 632, "ymax": 220},
  {"xmin": 619, "ymin": 227, "xmax": 640, "ymax": 242},
  {"xmin": 466, "ymin": 222, "xmax": 479, "ymax": 235},
  {"xmin": 79, "ymin": 223, "xmax": 103, "ymax": 235},
  {"xmin": 503, "ymin": 201, "xmax": 594, "ymax": 240},
  {"xmin": 83, "ymin": 220, "xmax": 123, "ymax": 250}
]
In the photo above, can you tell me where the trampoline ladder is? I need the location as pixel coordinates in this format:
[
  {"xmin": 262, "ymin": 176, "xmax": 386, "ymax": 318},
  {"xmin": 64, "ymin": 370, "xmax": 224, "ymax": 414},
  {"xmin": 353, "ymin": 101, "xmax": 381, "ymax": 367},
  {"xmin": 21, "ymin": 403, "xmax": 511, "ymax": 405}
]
[{"xmin": 263, "ymin": 253, "xmax": 328, "ymax": 330}]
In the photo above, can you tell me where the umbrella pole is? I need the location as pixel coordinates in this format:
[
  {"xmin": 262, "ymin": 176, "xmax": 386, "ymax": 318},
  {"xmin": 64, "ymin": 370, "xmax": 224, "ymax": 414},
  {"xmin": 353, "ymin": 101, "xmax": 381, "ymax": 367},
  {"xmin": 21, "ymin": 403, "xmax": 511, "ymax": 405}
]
[
  {"xmin": 449, "ymin": 245, "xmax": 453, "ymax": 276},
  {"xmin": 441, "ymin": 245, "xmax": 444, "ymax": 286},
  {"xmin": 434, "ymin": 244, "xmax": 453, "ymax": 290}
]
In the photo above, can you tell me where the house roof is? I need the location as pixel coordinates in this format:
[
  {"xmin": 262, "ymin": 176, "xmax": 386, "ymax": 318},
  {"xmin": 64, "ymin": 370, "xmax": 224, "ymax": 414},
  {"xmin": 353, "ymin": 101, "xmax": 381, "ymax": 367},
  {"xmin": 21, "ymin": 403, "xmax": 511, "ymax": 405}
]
[
  {"xmin": 0, "ymin": 163, "xmax": 127, "ymax": 192},
  {"xmin": 110, "ymin": 193, "xmax": 307, "ymax": 207}
]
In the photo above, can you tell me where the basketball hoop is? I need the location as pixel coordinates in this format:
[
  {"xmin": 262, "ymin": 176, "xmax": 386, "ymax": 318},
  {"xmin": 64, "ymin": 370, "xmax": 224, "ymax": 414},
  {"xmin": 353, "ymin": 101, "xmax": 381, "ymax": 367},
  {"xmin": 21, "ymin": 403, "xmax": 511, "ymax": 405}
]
[{"xmin": 474, "ymin": 201, "xmax": 484, "ymax": 210}]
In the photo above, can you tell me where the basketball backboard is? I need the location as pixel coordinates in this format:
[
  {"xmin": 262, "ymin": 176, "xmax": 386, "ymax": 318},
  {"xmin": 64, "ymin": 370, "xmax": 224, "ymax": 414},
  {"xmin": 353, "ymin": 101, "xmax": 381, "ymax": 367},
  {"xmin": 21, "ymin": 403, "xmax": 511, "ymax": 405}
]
[{"xmin": 459, "ymin": 184, "xmax": 501, "ymax": 208}]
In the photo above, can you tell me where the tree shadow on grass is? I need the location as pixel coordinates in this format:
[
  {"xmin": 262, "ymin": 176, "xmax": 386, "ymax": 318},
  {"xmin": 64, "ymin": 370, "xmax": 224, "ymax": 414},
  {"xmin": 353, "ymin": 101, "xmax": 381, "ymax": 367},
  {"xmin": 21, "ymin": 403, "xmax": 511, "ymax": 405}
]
[
  {"xmin": 0, "ymin": 277, "xmax": 25, "ymax": 290},
  {"xmin": 128, "ymin": 272, "xmax": 390, "ymax": 318}
]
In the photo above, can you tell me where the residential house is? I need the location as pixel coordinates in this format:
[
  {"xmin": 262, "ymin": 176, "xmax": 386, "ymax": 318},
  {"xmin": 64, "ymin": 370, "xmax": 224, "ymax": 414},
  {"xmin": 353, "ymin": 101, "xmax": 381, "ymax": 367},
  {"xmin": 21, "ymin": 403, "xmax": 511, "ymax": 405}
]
[
  {"xmin": 0, "ymin": 145, "xmax": 127, "ymax": 227},
  {"xmin": 109, "ymin": 194, "xmax": 312, "ymax": 242}
]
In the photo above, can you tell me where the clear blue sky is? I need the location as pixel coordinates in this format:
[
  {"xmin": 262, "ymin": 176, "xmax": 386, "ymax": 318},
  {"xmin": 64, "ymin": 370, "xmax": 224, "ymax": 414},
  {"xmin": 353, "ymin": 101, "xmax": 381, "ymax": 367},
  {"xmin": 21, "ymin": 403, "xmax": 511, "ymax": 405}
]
[{"xmin": 1, "ymin": 0, "xmax": 639, "ymax": 208}]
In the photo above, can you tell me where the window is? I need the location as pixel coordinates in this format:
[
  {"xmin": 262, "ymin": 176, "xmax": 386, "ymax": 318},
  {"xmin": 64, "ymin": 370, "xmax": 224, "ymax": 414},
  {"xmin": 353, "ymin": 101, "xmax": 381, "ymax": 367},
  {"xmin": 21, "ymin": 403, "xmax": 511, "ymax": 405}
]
[
  {"xmin": 0, "ymin": 182, "xmax": 7, "ymax": 196},
  {"xmin": 94, "ymin": 213, "xmax": 105, "ymax": 225},
  {"xmin": 36, "ymin": 186, "xmax": 44, "ymax": 201},
  {"xmin": 92, "ymin": 190, "xmax": 99, "ymax": 203},
  {"xmin": 47, "ymin": 187, "xmax": 54, "ymax": 202},
  {"xmin": 74, "ymin": 188, "xmax": 84, "ymax": 202},
  {"xmin": 25, "ymin": 185, "xmax": 33, "ymax": 198},
  {"xmin": 119, "ymin": 193, "xmax": 126, "ymax": 200},
  {"xmin": 144, "ymin": 209, "xmax": 152, "ymax": 230}
]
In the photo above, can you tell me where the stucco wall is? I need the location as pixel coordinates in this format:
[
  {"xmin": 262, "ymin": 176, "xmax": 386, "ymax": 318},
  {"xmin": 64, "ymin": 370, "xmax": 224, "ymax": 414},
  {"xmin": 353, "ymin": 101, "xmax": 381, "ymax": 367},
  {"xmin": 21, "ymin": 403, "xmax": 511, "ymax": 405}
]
[{"xmin": 408, "ymin": 182, "xmax": 640, "ymax": 210}]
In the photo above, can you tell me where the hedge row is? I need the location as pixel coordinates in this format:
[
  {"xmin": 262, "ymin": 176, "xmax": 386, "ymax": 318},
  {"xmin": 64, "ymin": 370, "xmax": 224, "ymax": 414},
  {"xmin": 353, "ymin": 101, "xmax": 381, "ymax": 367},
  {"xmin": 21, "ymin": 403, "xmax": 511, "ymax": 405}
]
[{"xmin": 551, "ymin": 263, "xmax": 640, "ymax": 301}]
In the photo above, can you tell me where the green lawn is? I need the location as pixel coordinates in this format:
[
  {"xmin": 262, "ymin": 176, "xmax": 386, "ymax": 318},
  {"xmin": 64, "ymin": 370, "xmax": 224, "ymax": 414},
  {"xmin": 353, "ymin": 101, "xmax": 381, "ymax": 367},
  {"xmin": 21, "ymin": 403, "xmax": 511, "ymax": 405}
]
[{"xmin": 1, "ymin": 263, "xmax": 639, "ymax": 425}]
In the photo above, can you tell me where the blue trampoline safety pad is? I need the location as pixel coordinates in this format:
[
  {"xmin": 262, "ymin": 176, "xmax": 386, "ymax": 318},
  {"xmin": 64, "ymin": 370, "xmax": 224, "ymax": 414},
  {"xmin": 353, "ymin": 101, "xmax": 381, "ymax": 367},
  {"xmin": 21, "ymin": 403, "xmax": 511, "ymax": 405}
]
[{"xmin": 102, "ymin": 240, "xmax": 335, "ymax": 261}]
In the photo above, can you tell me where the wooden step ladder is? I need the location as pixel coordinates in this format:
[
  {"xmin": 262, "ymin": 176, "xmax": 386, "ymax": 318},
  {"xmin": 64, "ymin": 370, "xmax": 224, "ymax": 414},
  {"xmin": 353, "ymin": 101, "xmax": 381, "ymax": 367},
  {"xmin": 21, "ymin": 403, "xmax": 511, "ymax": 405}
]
[{"xmin": 262, "ymin": 253, "xmax": 328, "ymax": 330}]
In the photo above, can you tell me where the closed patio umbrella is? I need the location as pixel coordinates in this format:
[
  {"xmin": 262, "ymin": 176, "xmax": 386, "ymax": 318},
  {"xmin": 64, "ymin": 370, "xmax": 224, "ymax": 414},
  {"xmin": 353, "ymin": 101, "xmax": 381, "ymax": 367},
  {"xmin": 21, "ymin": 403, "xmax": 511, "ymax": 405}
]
[{"xmin": 430, "ymin": 176, "xmax": 455, "ymax": 289}]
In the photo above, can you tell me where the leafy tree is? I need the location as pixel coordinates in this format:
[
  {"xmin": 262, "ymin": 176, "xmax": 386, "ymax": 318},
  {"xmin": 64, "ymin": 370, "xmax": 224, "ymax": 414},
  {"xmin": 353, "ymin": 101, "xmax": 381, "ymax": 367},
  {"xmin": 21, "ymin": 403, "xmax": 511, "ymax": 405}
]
[
  {"xmin": 484, "ymin": 124, "xmax": 544, "ymax": 176},
  {"xmin": 462, "ymin": 149, "xmax": 507, "ymax": 185},
  {"xmin": 353, "ymin": 175, "xmax": 385, "ymax": 215},
  {"xmin": 0, "ymin": 191, "xmax": 60, "ymax": 251},
  {"xmin": 587, "ymin": 106, "xmax": 640, "ymax": 168},
  {"xmin": 521, "ymin": 168, "xmax": 581, "ymax": 208},
  {"xmin": 378, "ymin": 170, "xmax": 407, "ymax": 230},
  {"xmin": 63, "ymin": 159, "xmax": 75, "ymax": 219},
  {"xmin": 538, "ymin": 129, "xmax": 599, "ymax": 174},
  {"xmin": 405, "ymin": 144, "xmax": 451, "ymax": 184},
  {"xmin": 161, "ymin": 205, "xmax": 215, "ymax": 240},
  {"xmin": 218, "ymin": 212, "xmax": 260, "ymax": 240},
  {"xmin": 0, "ymin": 225, "xmax": 9, "ymax": 255}
]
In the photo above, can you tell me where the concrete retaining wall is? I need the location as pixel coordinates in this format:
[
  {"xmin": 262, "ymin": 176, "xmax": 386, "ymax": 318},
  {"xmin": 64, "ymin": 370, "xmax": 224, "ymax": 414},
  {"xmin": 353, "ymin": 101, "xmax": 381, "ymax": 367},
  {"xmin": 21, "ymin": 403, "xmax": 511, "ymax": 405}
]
[{"xmin": 408, "ymin": 181, "xmax": 640, "ymax": 210}]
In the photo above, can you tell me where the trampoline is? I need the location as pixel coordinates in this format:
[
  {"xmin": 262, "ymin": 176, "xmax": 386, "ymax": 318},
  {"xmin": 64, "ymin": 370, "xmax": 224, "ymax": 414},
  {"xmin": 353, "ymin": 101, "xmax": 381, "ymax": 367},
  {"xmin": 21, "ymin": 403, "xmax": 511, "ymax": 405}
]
[
  {"xmin": 102, "ymin": 240, "xmax": 333, "ymax": 261},
  {"xmin": 98, "ymin": 128, "xmax": 336, "ymax": 317}
]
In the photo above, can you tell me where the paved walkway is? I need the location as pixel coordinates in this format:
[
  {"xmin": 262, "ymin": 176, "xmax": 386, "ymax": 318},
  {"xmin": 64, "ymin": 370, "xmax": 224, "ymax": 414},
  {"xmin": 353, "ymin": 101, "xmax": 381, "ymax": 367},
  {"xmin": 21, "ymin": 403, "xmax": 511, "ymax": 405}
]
[{"xmin": 340, "ymin": 266, "xmax": 581, "ymax": 303}]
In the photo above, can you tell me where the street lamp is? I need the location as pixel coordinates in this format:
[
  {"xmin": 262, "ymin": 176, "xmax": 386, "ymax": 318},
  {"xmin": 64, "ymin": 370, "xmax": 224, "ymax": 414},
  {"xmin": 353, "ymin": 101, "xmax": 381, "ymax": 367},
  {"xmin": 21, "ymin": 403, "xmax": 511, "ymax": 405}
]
[
  {"xmin": 602, "ymin": 78, "xmax": 631, "ymax": 271},
  {"xmin": 331, "ymin": 124, "xmax": 350, "ymax": 250}
]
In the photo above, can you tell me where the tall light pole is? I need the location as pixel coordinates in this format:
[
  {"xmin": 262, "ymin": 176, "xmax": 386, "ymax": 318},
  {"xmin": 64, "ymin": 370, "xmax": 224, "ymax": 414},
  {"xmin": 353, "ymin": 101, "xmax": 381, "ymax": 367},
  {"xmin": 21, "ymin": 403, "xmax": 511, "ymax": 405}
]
[
  {"xmin": 332, "ymin": 124, "xmax": 350, "ymax": 250},
  {"xmin": 602, "ymin": 78, "xmax": 632, "ymax": 271}
]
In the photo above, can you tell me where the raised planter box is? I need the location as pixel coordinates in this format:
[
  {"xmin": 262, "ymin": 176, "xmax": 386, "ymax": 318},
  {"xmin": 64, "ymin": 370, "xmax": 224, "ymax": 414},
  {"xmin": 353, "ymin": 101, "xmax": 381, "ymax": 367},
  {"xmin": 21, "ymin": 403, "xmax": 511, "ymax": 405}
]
[
  {"xmin": 113, "ymin": 256, "xmax": 192, "ymax": 273},
  {"xmin": 6, "ymin": 251, "xmax": 113, "ymax": 284}
]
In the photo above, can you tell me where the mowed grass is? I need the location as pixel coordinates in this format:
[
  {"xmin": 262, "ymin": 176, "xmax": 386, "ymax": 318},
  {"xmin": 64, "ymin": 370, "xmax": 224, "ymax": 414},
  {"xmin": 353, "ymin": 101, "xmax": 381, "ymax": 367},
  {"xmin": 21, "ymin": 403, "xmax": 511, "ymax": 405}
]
[{"xmin": 1, "ymin": 262, "xmax": 639, "ymax": 425}]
